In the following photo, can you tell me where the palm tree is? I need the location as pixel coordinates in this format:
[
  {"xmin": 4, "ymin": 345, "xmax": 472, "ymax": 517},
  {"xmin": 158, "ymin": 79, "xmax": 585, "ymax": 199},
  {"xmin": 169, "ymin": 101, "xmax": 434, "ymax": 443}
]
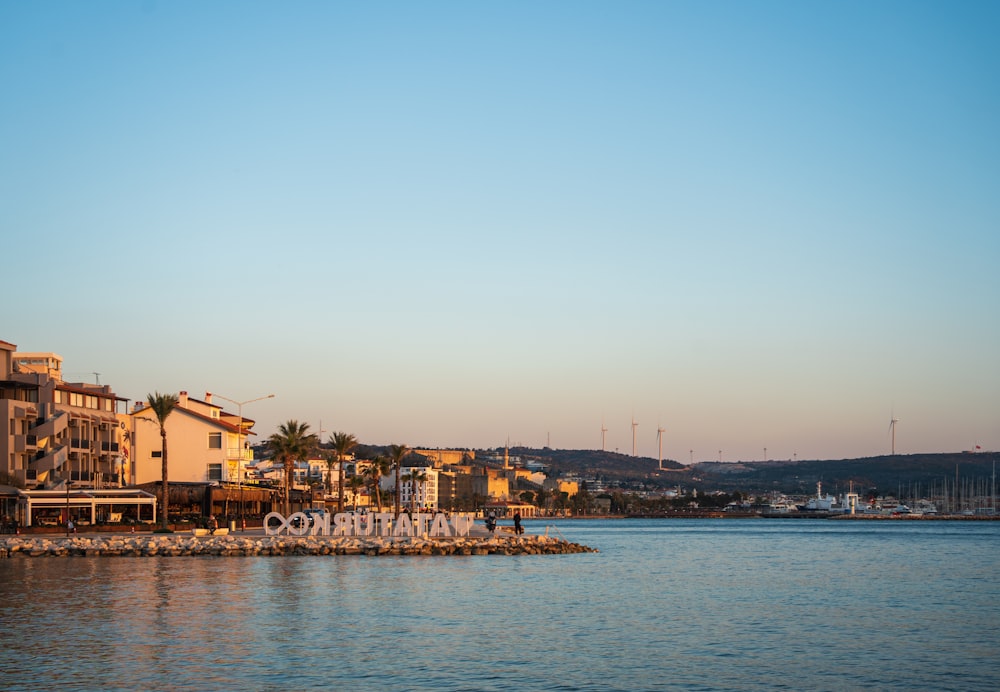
[
  {"xmin": 330, "ymin": 431, "xmax": 359, "ymax": 513},
  {"xmin": 146, "ymin": 392, "xmax": 179, "ymax": 532},
  {"xmin": 403, "ymin": 467, "xmax": 428, "ymax": 513},
  {"xmin": 535, "ymin": 486, "xmax": 549, "ymax": 515},
  {"xmin": 324, "ymin": 452, "xmax": 337, "ymax": 498},
  {"xmin": 388, "ymin": 444, "xmax": 410, "ymax": 516},
  {"xmin": 363, "ymin": 456, "xmax": 389, "ymax": 512},
  {"xmin": 348, "ymin": 475, "xmax": 365, "ymax": 510},
  {"xmin": 268, "ymin": 420, "xmax": 318, "ymax": 514}
]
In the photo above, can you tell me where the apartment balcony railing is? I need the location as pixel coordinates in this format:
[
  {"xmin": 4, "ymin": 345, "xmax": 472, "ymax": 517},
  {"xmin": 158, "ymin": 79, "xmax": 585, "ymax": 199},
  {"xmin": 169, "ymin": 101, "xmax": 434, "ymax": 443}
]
[
  {"xmin": 29, "ymin": 410, "xmax": 68, "ymax": 440},
  {"xmin": 225, "ymin": 447, "xmax": 255, "ymax": 462},
  {"xmin": 30, "ymin": 445, "xmax": 68, "ymax": 475}
]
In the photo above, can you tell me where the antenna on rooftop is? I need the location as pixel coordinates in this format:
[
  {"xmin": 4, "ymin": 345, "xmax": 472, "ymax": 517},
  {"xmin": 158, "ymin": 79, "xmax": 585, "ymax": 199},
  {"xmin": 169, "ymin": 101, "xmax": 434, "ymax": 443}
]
[{"xmin": 93, "ymin": 372, "xmax": 101, "ymax": 385}]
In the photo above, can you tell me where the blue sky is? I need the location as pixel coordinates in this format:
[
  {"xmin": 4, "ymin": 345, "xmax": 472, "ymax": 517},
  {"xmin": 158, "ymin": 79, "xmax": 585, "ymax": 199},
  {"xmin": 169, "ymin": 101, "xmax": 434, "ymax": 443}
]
[{"xmin": 2, "ymin": 1, "xmax": 998, "ymax": 462}]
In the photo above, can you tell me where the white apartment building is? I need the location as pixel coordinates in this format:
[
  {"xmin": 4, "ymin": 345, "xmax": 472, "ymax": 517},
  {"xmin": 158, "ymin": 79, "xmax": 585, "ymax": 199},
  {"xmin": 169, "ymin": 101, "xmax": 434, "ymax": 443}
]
[{"xmin": 382, "ymin": 466, "xmax": 439, "ymax": 511}]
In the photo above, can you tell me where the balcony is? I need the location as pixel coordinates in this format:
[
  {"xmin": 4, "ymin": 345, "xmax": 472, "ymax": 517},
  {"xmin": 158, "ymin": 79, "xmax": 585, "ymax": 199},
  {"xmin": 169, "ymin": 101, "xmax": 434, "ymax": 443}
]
[
  {"xmin": 30, "ymin": 410, "xmax": 68, "ymax": 439},
  {"xmin": 14, "ymin": 404, "xmax": 38, "ymax": 420},
  {"xmin": 13, "ymin": 435, "xmax": 38, "ymax": 452},
  {"xmin": 30, "ymin": 445, "xmax": 68, "ymax": 475},
  {"xmin": 225, "ymin": 447, "xmax": 255, "ymax": 462}
]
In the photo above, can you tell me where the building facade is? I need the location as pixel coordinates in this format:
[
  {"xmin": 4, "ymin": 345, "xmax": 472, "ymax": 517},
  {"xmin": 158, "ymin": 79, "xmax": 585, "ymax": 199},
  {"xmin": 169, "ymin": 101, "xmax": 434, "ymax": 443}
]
[
  {"xmin": 129, "ymin": 391, "xmax": 260, "ymax": 485},
  {"xmin": 398, "ymin": 466, "xmax": 439, "ymax": 511},
  {"xmin": 1, "ymin": 341, "xmax": 128, "ymax": 490}
]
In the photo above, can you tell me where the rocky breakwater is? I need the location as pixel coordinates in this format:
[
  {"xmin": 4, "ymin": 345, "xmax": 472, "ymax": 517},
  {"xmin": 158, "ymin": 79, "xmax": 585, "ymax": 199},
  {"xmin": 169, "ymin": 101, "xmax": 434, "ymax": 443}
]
[{"xmin": 0, "ymin": 533, "xmax": 596, "ymax": 558}]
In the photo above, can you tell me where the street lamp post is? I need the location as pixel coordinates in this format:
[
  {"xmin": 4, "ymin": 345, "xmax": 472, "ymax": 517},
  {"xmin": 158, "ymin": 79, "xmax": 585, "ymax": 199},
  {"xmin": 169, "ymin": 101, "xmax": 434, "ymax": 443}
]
[
  {"xmin": 65, "ymin": 478, "xmax": 71, "ymax": 537},
  {"xmin": 214, "ymin": 393, "xmax": 275, "ymax": 530}
]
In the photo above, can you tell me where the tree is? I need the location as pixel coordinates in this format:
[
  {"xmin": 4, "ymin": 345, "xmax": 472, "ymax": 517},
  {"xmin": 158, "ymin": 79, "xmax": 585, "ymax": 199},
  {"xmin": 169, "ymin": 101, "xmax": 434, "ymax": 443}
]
[
  {"xmin": 268, "ymin": 420, "xmax": 318, "ymax": 514},
  {"xmin": 363, "ymin": 456, "xmax": 390, "ymax": 512},
  {"xmin": 388, "ymin": 444, "xmax": 410, "ymax": 516},
  {"xmin": 572, "ymin": 484, "xmax": 593, "ymax": 515},
  {"xmin": 348, "ymin": 475, "xmax": 365, "ymax": 510},
  {"xmin": 330, "ymin": 431, "xmax": 359, "ymax": 513},
  {"xmin": 535, "ymin": 487, "xmax": 549, "ymax": 514},
  {"xmin": 146, "ymin": 392, "xmax": 179, "ymax": 532},
  {"xmin": 324, "ymin": 453, "xmax": 337, "ymax": 497}
]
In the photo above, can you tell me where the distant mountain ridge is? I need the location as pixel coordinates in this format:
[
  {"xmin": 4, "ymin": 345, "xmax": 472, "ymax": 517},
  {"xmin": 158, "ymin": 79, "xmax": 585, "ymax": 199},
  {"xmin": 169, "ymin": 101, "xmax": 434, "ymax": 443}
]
[{"xmin": 501, "ymin": 447, "xmax": 998, "ymax": 495}]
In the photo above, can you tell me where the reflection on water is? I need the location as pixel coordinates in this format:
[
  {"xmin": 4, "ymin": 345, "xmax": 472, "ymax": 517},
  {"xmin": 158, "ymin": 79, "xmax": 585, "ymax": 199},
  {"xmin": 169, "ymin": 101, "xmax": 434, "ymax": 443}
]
[{"xmin": 2, "ymin": 520, "xmax": 999, "ymax": 691}]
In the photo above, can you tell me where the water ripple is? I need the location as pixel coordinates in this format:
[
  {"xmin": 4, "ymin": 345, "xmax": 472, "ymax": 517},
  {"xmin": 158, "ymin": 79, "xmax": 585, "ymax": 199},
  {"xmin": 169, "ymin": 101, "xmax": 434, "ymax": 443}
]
[{"xmin": 2, "ymin": 520, "xmax": 998, "ymax": 691}]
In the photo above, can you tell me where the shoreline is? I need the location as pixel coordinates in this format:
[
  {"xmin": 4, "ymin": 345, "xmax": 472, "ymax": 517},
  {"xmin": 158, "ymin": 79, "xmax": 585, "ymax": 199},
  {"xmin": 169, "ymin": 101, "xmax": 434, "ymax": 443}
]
[
  {"xmin": 0, "ymin": 532, "xmax": 597, "ymax": 558},
  {"xmin": 528, "ymin": 512, "xmax": 1000, "ymax": 521}
]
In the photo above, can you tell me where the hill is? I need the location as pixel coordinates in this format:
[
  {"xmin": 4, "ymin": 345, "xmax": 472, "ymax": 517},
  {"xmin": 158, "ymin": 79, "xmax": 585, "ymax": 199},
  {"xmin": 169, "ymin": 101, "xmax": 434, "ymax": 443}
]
[
  {"xmin": 691, "ymin": 452, "xmax": 998, "ymax": 496},
  {"xmin": 501, "ymin": 447, "xmax": 997, "ymax": 496},
  {"xmin": 507, "ymin": 447, "xmax": 683, "ymax": 478}
]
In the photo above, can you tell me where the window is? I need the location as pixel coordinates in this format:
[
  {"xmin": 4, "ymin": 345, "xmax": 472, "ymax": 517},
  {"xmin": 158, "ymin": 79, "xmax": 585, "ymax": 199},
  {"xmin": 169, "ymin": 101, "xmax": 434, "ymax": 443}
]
[
  {"xmin": 208, "ymin": 463, "xmax": 223, "ymax": 481},
  {"xmin": 208, "ymin": 432, "xmax": 222, "ymax": 449},
  {"xmin": 151, "ymin": 450, "xmax": 162, "ymax": 458}
]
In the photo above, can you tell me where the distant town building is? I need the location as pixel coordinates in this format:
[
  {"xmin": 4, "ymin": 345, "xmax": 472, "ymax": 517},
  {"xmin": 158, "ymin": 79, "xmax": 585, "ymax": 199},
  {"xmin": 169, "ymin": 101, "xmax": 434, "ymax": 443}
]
[
  {"xmin": 483, "ymin": 500, "xmax": 537, "ymax": 518},
  {"xmin": 382, "ymin": 466, "xmax": 439, "ymax": 510},
  {"xmin": 413, "ymin": 449, "xmax": 475, "ymax": 467},
  {"xmin": 544, "ymin": 477, "xmax": 579, "ymax": 497}
]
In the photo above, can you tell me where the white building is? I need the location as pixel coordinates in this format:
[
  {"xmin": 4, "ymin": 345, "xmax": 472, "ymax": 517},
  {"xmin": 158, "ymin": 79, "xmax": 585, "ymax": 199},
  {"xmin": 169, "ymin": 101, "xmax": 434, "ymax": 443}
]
[
  {"xmin": 129, "ymin": 391, "xmax": 261, "ymax": 485},
  {"xmin": 382, "ymin": 466, "xmax": 439, "ymax": 511}
]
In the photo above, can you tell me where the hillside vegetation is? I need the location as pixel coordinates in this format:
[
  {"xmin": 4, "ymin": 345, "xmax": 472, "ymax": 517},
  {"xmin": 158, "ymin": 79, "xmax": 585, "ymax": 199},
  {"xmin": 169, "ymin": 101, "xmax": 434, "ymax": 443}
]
[{"xmin": 504, "ymin": 447, "xmax": 997, "ymax": 496}]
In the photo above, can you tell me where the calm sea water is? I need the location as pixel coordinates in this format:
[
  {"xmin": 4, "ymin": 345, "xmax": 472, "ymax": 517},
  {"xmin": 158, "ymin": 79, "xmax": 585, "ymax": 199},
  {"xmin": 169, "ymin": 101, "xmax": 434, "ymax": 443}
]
[{"xmin": 1, "ymin": 519, "xmax": 998, "ymax": 691}]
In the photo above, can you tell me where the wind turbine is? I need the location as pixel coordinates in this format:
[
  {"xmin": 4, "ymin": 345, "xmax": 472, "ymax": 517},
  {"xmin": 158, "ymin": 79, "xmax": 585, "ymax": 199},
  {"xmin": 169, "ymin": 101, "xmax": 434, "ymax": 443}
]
[
  {"xmin": 601, "ymin": 420, "xmax": 608, "ymax": 452},
  {"xmin": 631, "ymin": 417, "xmax": 639, "ymax": 457},
  {"xmin": 889, "ymin": 415, "xmax": 900, "ymax": 455},
  {"xmin": 657, "ymin": 425, "xmax": 666, "ymax": 470}
]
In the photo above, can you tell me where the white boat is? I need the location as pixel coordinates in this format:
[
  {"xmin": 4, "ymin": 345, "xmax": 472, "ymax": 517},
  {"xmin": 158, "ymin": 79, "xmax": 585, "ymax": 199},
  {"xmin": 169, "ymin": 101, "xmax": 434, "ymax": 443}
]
[{"xmin": 798, "ymin": 482, "xmax": 841, "ymax": 512}]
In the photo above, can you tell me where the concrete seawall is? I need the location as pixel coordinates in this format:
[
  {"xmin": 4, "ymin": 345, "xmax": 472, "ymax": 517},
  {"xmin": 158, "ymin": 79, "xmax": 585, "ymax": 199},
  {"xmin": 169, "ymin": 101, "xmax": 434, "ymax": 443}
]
[{"xmin": 0, "ymin": 533, "xmax": 596, "ymax": 558}]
